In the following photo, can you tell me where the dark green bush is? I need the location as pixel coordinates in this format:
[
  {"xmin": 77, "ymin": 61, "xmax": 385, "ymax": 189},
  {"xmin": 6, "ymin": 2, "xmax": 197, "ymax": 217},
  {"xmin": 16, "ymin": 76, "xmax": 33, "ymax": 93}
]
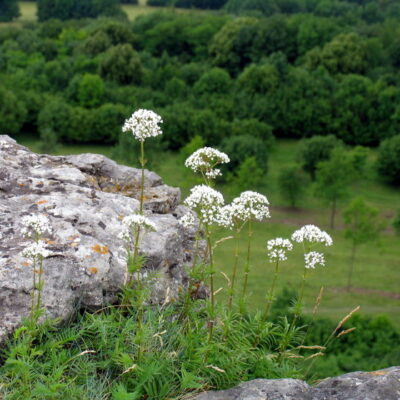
[{"xmin": 376, "ymin": 135, "xmax": 400, "ymax": 186}]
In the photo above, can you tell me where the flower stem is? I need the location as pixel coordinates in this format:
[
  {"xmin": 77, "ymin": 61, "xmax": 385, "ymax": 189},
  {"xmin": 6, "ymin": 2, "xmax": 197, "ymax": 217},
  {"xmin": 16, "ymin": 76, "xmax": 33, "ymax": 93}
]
[
  {"xmin": 263, "ymin": 259, "xmax": 280, "ymax": 321},
  {"xmin": 242, "ymin": 220, "xmax": 252, "ymax": 302},
  {"xmin": 206, "ymin": 225, "xmax": 215, "ymax": 342},
  {"xmin": 228, "ymin": 233, "xmax": 240, "ymax": 311}
]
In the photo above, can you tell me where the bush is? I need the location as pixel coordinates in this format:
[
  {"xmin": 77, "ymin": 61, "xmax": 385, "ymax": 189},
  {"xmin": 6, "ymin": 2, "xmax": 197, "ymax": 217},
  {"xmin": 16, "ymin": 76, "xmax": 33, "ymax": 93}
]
[
  {"xmin": 37, "ymin": 0, "xmax": 124, "ymax": 21},
  {"xmin": 99, "ymin": 44, "xmax": 143, "ymax": 84},
  {"xmin": 0, "ymin": 0, "xmax": 19, "ymax": 22},
  {"xmin": 220, "ymin": 134, "xmax": 268, "ymax": 173},
  {"xmin": 298, "ymin": 135, "xmax": 343, "ymax": 179},
  {"xmin": 376, "ymin": 134, "xmax": 400, "ymax": 186},
  {"xmin": 0, "ymin": 86, "xmax": 27, "ymax": 136},
  {"xmin": 278, "ymin": 165, "xmax": 310, "ymax": 208}
]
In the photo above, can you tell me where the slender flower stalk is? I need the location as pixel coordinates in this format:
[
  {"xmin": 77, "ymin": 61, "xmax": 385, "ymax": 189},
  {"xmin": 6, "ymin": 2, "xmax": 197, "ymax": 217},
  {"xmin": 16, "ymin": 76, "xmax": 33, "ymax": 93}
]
[{"xmin": 263, "ymin": 238, "xmax": 293, "ymax": 320}]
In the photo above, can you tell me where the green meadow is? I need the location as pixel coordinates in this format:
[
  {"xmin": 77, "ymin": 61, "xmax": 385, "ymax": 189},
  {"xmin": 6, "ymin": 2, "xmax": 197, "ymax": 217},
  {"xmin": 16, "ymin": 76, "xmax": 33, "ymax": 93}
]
[{"xmin": 16, "ymin": 135, "xmax": 400, "ymax": 328}]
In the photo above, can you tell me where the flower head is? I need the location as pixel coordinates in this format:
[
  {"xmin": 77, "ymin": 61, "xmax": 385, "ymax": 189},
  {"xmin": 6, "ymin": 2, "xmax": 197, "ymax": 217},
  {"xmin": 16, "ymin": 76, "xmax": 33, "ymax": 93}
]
[
  {"xmin": 185, "ymin": 147, "xmax": 230, "ymax": 179},
  {"xmin": 291, "ymin": 225, "xmax": 332, "ymax": 246},
  {"xmin": 230, "ymin": 191, "xmax": 270, "ymax": 222},
  {"xmin": 118, "ymin": 214, "xmax": 157, "ymax": 242},
  {"xmin": 122, "ymin": 109, "xmax": 163, "ymax": 142},
  {"xmin": 21, "ymin": 240, "xmax": 51, "ymax": 260},
  {"xmin": 183, "ymin": 185, "xmax": 224, "ymax": 225},
  {"xmin": 179, "ymin": 213, "xmax": 196, "ymax": 229},
  {"xmin": 304, "ymin": 251, "xmax": 325, "ymax": 269},
  {"xmin": 267, "ymin": 238, "xmax": 293, "ymax": 263},
  {"xmin": 21, "ymin": 214, "xmax": 52, "ymax": 239}
]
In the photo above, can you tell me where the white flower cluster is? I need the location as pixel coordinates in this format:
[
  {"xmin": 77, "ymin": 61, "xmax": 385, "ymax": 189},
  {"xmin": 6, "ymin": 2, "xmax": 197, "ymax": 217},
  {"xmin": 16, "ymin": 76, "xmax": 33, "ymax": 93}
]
[
  {"xmin": 184, "ymin": 185, "xmax": 225, "ymax": 225},
  {"xmin": 304, "ymin": 251, "xmax": 325, "ymax": 269},
  {"xmin": 185, "ymin": 147, "xmax": 230, "ymax": 179},
  {"xmin": 122, "ymin": 109, "xmax": 163, "ymax": 142},
  {"xmin": 291, "ymin": 225, "xmax": 332, "ymax": 246},
  {"xmin": 230, "ymin": 191, "xmax": 271, "ymax": 222},
  {"xmin": 21, "ymin": 214, "xmax": 52, "ymax": 239},
  {"xmin": 21, "ymin": 241, "xmax": 50, "ymax": 260},
  {"xmin": 267, "ymin": 238, "xmax": 293, "ymax": 263},
  {"xmin": 179, "ymin": 213, "xmax": 196, "ymax": 229},
  {"xmin": 119, "ymin": 214, "xmax": 157, "ymax": 241}
]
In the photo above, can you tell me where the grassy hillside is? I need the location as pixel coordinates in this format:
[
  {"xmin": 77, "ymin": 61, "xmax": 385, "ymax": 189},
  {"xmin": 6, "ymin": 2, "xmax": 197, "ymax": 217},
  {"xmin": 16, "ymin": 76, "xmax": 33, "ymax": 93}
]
[{"xmin": 15, "ymin": 135, "xmax": 400, "ymax": 327}]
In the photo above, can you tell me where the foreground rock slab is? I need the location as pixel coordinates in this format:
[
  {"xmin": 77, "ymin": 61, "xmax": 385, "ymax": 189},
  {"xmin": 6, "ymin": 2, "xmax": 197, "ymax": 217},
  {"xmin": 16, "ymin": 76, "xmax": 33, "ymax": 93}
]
[
  {"xmin": 192, "ymin": 367, "xmax": 400, "ymax": 400},
  {"xmin": 0, "ymin": 135, "xmax": 196, "ymax": 343}
]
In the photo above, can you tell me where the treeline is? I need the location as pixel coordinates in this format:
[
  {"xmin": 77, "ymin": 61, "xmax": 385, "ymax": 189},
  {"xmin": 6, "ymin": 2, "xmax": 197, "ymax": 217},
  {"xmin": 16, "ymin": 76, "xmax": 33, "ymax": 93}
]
[{"xmin": 1, "ymin": 6, "xmax": 400, "ymax": 184}]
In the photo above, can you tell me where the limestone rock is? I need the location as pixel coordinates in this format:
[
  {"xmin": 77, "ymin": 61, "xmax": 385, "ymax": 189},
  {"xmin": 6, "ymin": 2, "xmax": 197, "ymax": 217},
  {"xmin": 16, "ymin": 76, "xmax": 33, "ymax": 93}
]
[
  {"xmin": 191, "ymin": 367, "xmax": 400, "ymax": 400},
  {"xmin": 0, "ymin": 135, "xmax": 197, "ymax": 343}
]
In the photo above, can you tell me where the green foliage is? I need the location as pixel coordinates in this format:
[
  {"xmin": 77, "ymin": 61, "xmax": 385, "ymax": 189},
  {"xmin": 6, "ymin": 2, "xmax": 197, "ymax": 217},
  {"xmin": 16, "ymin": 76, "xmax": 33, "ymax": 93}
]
[
  {"xmin": 100, "ymin": 44, "xmax": 143, "ymax": 85},
  {"xmin": 39, "ymin": 127, "xmax": 59, "ymax": 154},
  {"xmin": 376, "ymin": 135, "xmax": 400, "ymax": 186},
  {"xmin": 78, "ymin": 73, "xmax": 105, "ymax": 108},
  {"xmin": 37, "ymin": 0, "xmax": 124, "ymax": 21},
  {"xmin": 220, "ymin": 134, "xmax": 268, "ymax": 174},
  {"xmin": 393, "ymin": 210, "xmax": 400, "ymax": 235},
  {"xmin": 314, "ymin": 148, "xmax": 353, "ymax": 228},
  {"xmin": 298, "ymin": 135, "xmax": 343, "ymax": 179},
  {"xmin": 230, "ymin": 156, "xmax": 265, "ymax": 193},
  {"xmin": 278, "ymin": 165, "xmax": 310, "ymax": 208},
  {"xmin": 0, "ymin": 86, "xmax": 27, "ymax": 136},
  {"xmin": 0, "ymin": 0, "xmax": 19, "ymax": 22},
  {"xmin": 343, "ymin": 198, "xmax": 382, "ymax": 246}
]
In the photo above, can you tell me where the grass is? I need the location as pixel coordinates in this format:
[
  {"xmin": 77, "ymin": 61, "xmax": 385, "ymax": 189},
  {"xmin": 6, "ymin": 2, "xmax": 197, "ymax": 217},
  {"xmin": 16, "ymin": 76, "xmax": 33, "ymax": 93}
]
[{"xmin": 15, "ymin": 134, "xmax": 400, "ymax": 328}]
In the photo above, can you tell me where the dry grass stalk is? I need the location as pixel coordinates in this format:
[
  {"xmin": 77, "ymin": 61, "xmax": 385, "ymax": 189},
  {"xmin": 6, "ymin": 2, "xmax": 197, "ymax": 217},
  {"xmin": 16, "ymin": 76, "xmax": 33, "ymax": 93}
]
[
  {"xmin": 297, "ymin": 345, "xmax": 326, "ymax": 350},
  {"xmin": 305, "ymin": 352, "xmax": 324, "ymax": 361},
  {"xmin": 337, "ymin": 327, "xmax": 356, "ymax": 338},
  {"xmin": 334, "ymin": 306, "xmax": 360, "ymax": 334},
  {"xmin": 312, "ymin": 286, "xmax": 324, "ymax": 316}
]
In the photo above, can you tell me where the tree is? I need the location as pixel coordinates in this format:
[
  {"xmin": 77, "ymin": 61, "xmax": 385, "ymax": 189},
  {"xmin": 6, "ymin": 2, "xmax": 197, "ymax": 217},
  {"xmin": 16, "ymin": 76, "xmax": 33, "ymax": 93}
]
[
  {"xmin": 314, "ymin": 148, "xmax": 353, "ymax": 229},
  {"xmin": 77, "ymin": 74, "xmax": 105, "ymax": 108},
  {"xmin": 37, "ymin": 0, "xmax": 123, "ymax": 21},
  {"xmin": 99, "ymin": 44, "xmax": 143, "ymax": 85},
  {"xmin": 0, "ymin": 86, "xmax": 27, "ymax": 136},
  {"xmin": 298, "ymin": 135, "xmax": 343, "ymax": 179},
  {"xmin": 230, "ymin": 156, "xmax": 264, "ymax": 193},
  {"xmin": 0, "ymin": 0, "xmax": 19, "ymax": 22},
  {"xmin": 343, "ymin": 198, "xmax": 384, "ymax": 290},
  {"xmin": 278, "ymin": 165, "xmax": 310, "ymax": 208},
  {"xmin": 376, "ymin": 135, "xmax": 400, "ymax": 186}
]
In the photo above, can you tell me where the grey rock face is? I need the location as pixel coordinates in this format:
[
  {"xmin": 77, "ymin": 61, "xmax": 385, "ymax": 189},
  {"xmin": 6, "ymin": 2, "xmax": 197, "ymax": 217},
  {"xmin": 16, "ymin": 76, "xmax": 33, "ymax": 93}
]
[
  {"xmin": 0, "ymin": 135, "xmax": 197, "ymax": 343},
  {"xmin": 191, "ymin": 367, "xmax": 400, "ymax": 400}
]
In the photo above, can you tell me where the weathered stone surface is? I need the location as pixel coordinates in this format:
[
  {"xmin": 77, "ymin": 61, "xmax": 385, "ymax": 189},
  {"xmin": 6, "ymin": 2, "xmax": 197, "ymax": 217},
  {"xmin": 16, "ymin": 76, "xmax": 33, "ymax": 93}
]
[
  {"xmin": 0, "ymin": 135, "xmax": 197, "ymax": 343},
  {"xmin": 311, "ymin": 366, "xmax": 400, "ymax": 400},
  {"xmin": 192, "ymin": 379, "xmax": 310, "ymax": 400},
  {"xmin": 191, "ymin": 367, "xmax": 400, "ymax": 400}
]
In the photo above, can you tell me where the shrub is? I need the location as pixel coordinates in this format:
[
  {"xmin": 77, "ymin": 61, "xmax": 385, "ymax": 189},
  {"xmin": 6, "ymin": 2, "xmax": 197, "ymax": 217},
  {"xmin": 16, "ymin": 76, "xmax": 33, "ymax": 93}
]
[
  {"xmin": 298, "ymin": 135, "xmax": 343, "ymax": 179},
  {"xmin": 0, "ymin": 0, "xmax": 19, "ymax": 22},
  {"xmin": 99, "ymin": 44, "xmax": 143, "ymax": 85},
  {"xmin": 278, "ymin": 165, "xmax": 310, "ymax": 208},
  {"xmin": 376, "ymin": 134, "xmax": 400, "ymax": 186},
  {"xmin": 220, "ymin": 134, "xmax": 268, "ymax": 173},
  {"xmin": 0, "ymin": 86, "xmax": 27, "ymax": 136}
]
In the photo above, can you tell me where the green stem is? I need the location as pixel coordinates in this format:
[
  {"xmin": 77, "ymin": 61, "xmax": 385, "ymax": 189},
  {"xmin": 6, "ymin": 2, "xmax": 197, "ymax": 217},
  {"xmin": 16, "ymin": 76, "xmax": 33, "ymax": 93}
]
[
  {"xmin": 35, "ymin": 257, "xmax": 43, "ymax": 314},
  {"xmin": 242, "ymin": 221, "xmax": 252, "ymax": 300},
  {"xmin": 228, "ymin": 233, "xmax": 240, "ymax": 311},
  {"xmin": 206, "ymin": 225, "xmax": 215, "ymax": 342},
  {"xmin": 263, "ymin": 259, "xmax": 280, "ymax": 321},
  {"xmin": 139, "ymin": 140, "xmax": 145, "ymax": 214}
]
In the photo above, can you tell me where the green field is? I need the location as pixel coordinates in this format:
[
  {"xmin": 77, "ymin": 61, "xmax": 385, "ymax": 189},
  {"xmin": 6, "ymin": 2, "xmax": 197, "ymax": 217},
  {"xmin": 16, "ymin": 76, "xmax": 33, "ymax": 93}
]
[{"xmin": 16, "ymin": 135, "xmax": 400, "ymax": 327}]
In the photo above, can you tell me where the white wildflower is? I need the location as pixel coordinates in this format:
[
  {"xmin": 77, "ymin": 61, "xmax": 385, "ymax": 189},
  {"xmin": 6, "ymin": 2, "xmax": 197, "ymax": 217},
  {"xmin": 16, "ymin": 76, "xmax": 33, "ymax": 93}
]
[
  {"xmin": 21, "ymin": 214, "xmax": 52, "ymax": 239},
  {"xmin": 216, "ymin": 204, "xmax": 234, "ymax": 229},
  {"xmin": 304, "ymin": 251, "xmax": 325, "ymax": 269},
  {"xmin": 230, "ymin": 191, "xmax": 270, "ymax": 222},
  {"xmin": 119, "ymin": 214, "xmax": 156, "ymax": 242},
  {"xmin": 267, "ymin": 238, "xmax": 293, "ymax": 263},
  {"xmin": 179, "ymin": 213, "xmax": 196, "ymax": 229},
  {"xmin": 185, "ymin": 147, "xmax": 230, "ymax": 179},
  {"xmin": 122, "ymin": 109, "xmax": 163, "ymax": 142},
  {"xmin": 21, "ymin": 240, "xmax": 51, "ymax": 260},
  {"xmin": 184, "ymin": 185, "xmax": 224, "ymax": 225},
  {"xmin": 291, "ymin": 225, "xmax": 333, "ymax": 246}
]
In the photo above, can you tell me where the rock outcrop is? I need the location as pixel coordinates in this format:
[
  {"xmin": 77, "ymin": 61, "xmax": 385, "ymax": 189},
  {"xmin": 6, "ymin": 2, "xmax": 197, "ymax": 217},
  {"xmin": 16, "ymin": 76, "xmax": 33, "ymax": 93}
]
[
  {"xmin": 0, "ymin": 135, "xmax": 196, "ymax": 343},
  {"xmin": 191, "ymin": 366, "xmax": 400, "ymax": 400}
]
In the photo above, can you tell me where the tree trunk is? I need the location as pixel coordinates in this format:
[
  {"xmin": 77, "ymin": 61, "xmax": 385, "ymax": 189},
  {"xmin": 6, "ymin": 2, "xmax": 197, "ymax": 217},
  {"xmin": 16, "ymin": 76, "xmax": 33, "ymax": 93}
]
[{"xmin": 347, "ymin": 242, "xmax": 357, "ymax": 291}]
